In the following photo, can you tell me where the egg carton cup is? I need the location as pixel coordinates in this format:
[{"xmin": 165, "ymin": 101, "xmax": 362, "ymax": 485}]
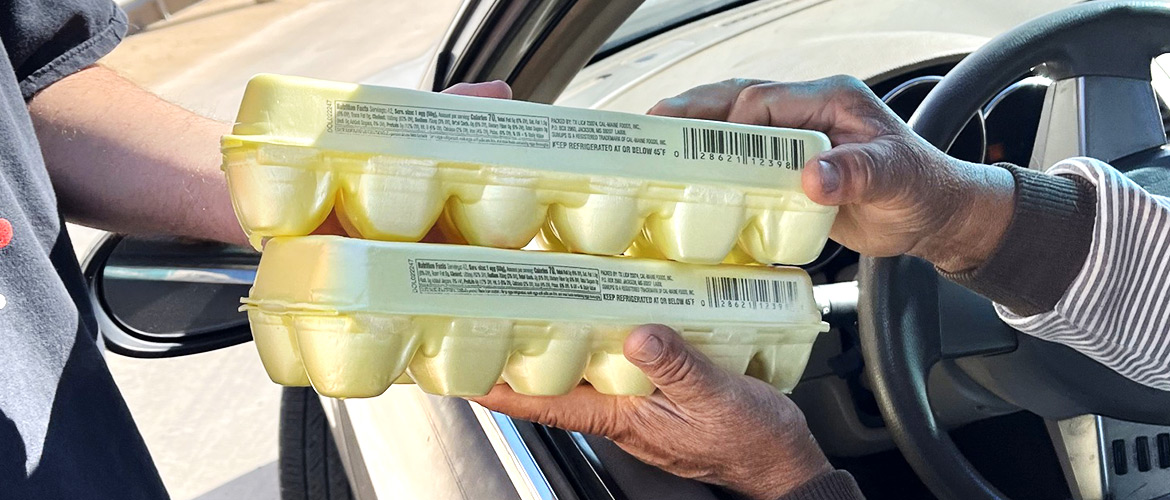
[
  {"xmin": 223, "ymin": 74, "xmax": 836, "ymax": 265},
  {"xmin": 224, "ymin": 146, "xmax": 835, "ymax": 265},
  {"xmin": 244, "ymin": 237, "xmax": 828, "ymax": 398},
  {"xmin": 246, "ymin": 310, "xmax": 822, "ymax": 398}
]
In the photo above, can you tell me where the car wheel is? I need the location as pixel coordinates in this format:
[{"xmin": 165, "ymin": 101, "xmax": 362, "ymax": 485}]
[{"xmin": 279, "ymin": 387, "xmax": 353, "ymax": 500}]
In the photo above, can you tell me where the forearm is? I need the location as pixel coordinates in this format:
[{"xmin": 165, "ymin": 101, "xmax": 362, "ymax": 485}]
[
  {"xmin": 28, "ymin": 65, "xmax": 245, "ymax": 246},
  {"xmin": 940, "ymin": 164, "xmax": 1096, "ymax": 315},
  {"xmin": 774, "ymin": 470, "xmax": 865, "ymax": 500},
  {"xmin": 942, "ymin": 159, "xmax": 1170, "ymax": 390},
  {"xmin": 991, "ymin": 159, "xmax": 1170, "ymax": 390},
  {"xmin": 909, "ymin": 159, "xmax": 1016, "ymax": 273}
]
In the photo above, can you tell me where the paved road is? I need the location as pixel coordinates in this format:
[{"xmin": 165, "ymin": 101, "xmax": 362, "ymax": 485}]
[{"xmin": 91, "ymin": 1, "xmax": 460, "ymax": 498}]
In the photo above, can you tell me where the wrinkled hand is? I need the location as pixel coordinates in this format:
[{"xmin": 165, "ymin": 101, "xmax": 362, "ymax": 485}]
[
  {"xmin": 473, "ymin": 325, "xmax": 832, "ymax": 500},
  {"xmin": 649, "ymin": 76, "xmax": 1014, "ymax": 272}
]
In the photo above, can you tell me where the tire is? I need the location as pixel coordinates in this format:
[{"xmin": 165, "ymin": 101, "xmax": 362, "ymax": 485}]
[{"xmin": 279, "ymin": 387, "xmax": 354, "ymax": 500}]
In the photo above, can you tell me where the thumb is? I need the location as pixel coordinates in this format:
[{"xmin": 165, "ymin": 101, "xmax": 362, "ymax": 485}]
[
  {"xmin": 624, "ymin": 324, "xmax": 727, "ymax": 403},
  {"xmin": 802, "ymin": 143, "xmax": 896, "ymax": 207}
]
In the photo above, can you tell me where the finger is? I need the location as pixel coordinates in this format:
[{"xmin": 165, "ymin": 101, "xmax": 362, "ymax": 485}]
[
  {"xmin": 624, "ymin": 324, "xmax": 728, "ymax": 405},
  {"xmin": 801, "ymin": 144, "xmax": 872, "ymax": 206},
  {"xmin": 647, "ymin": 78, "xmax": 768, "ymax": 120},
  {"xmin": 310, "ymin": 209, "xmax": 349, "ymax": 236},
  {"xmin": 470, "ymin": 384, "xmax": 628, "ymax": 437},
  {"xmin": 442, "ymin": 80, "xmax": 513, "ymax": 99},
  {"xmin": 801, "ymin": 141, "xmax": 912, "ymax": 207},
  {"xmin": 725, "ymin": 76, "xmax": 890, "ymax": 141}
]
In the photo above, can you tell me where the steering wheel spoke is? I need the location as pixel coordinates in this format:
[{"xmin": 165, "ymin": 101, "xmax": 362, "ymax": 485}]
[
  {"xmin": 1031, "ymin": 76, "xmax": 1167, "ymax": 170},
  {"xmin": 1047, "ymin": 414, "xmax": 1170, "ymax": 500}
]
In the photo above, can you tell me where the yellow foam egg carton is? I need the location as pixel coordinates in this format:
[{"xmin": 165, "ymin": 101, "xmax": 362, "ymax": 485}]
[
  {"xmin": 243, "ymin": 236, "xmax": 829, "ymax": 398},
  {"xmin": 222, "ymin": 74, "xmax": 836, "ymax": 265}
]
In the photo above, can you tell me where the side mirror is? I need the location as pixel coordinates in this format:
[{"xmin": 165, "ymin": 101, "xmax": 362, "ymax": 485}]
[{"xmin": 83, "ymin": 234, "xmax": 258, "ymax": 358}]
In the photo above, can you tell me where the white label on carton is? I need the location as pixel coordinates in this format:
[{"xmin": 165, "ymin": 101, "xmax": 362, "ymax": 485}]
[
  {"xmin": 246, "ymin": 237, "xmax": 824, "ymax": 328},
  {"xmin": 406, "ymin": 258, "xmax": 800, "ymax": 313},
  {"xmin": 326, "ymin": 100, "xmax": 808, "ymax": 172},
  {"xmin": 325, "ymin": 100, "xmax": 809, "ymax": 172},
  {"xmin": 330, "ymin": 101, "xmax": 554, "ymax": 150}
]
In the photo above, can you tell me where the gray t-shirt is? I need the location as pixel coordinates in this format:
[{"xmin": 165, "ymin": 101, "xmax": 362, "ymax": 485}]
[{"xmin": 0, "ymin": 2, "xmax": 167, "ymax": 498}]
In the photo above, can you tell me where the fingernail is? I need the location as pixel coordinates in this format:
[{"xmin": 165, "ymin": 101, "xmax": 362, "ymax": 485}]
[
  {"xmin": 818, "ymin": 160, "xmax": 841, "ymax": 194},
  {"xmin": 629, "ymin": 334, "xmax": 663, "ymax": 363}
]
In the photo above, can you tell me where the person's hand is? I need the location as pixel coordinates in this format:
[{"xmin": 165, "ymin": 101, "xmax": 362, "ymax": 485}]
[
  {"xmin": 473, "ymin": 325, "xmax": 833, "ymax": 500},
  {"xmin": 317, "ymin": 80, "xmax": 514, "ymax": 241},
  {"xmin": 441, "ymin": 80, "xmax": 513, "ymax": 99},
  {"xmin": 649, "ymin": 76, "xmax": 1015, "ymax": 272}
]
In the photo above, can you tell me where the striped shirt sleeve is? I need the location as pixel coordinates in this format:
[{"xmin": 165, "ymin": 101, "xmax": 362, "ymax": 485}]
[{"xmin": 995, "ymin": 157, "xmax": 1170, "ymax": 390}]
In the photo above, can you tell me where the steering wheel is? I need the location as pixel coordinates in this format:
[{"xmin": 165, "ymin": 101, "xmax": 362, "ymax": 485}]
[{"xmin": 859, "ymin": 2, "xmax": 1170, "ymax": 500}]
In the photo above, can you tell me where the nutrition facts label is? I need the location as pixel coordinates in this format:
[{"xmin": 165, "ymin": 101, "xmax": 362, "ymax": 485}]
[
  {"xmin": 329, "ymin": 100, "xmax": 551, "ymax": 148},
  {"xmin": 408, "ymin": 259, "xmax": 696, "ymax": 306},
  {"xmin": 293, "ymin": 81, "xmax": 830, "ymax": 194},
  {"xmin": 327, "ymin": 100, "xmax": 677, "ymax": 159}
]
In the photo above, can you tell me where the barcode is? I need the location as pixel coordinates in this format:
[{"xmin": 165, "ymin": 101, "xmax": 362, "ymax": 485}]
[
  {"xmin": 705, "ymin": 277, "xmax": 798, "ymax": 309},
  {"xmin": 682, "ymin": 126, "xmax": 806, "ymax": 168}
]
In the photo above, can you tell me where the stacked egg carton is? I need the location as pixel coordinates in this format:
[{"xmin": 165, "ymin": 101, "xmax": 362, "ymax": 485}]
[{"xmin": 225, "ymin": 74, "xmax": 835, "ymax": 398}]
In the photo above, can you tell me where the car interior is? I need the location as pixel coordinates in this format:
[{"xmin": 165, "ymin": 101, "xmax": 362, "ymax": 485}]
[{"xmin": 85, "ymin": 1, "xmax": 1170, "ymax": 499}]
